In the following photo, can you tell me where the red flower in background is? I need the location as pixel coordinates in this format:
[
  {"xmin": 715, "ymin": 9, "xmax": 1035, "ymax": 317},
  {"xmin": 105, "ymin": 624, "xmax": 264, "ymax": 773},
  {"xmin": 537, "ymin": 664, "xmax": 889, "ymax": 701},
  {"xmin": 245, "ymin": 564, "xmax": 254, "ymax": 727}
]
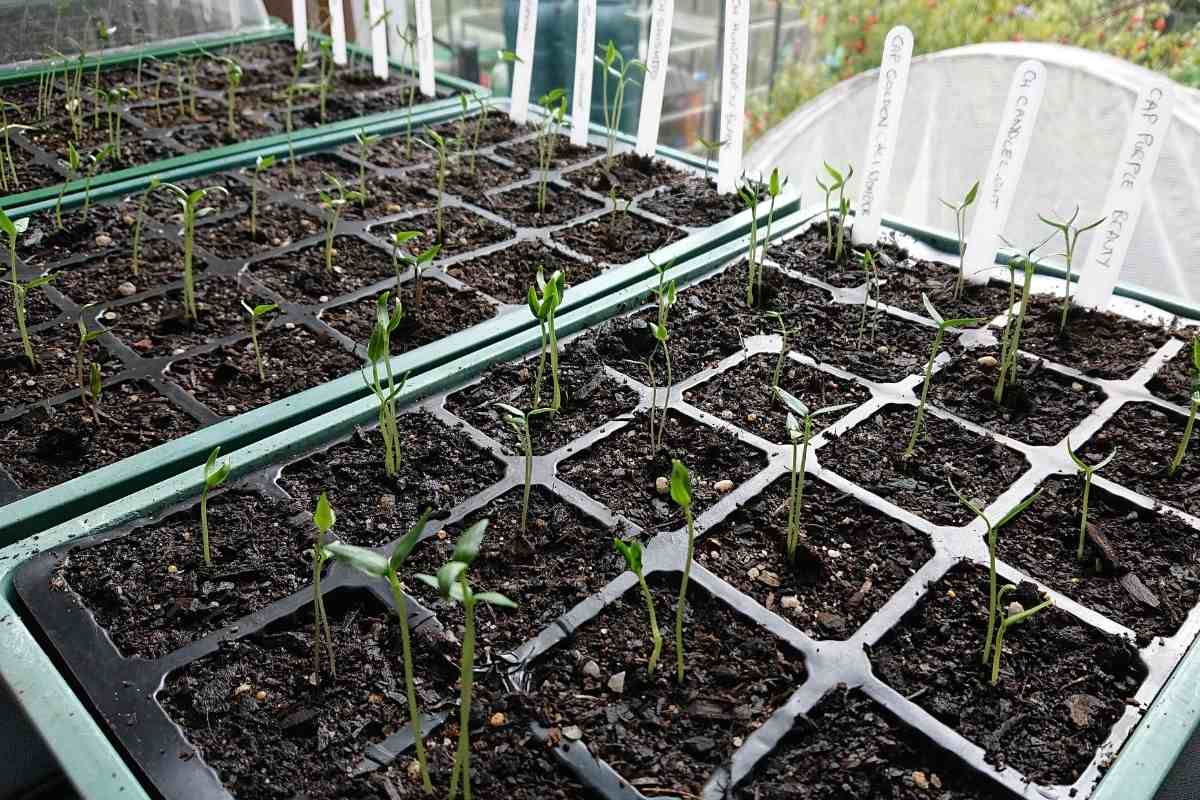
[
  {"xmin": 854, "ymin": 38, "xmax": 866, "ymax": 52},
  {"xmin": 1154, "ymin": 17, "xmax": 1166, "ymax": 32}
]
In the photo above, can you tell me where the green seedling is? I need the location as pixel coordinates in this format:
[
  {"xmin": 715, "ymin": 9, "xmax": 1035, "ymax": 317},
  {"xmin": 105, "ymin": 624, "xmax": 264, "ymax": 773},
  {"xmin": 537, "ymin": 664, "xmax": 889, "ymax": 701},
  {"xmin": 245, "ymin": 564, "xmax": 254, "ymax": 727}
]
[
  {"xmin": 317, "ymin": 175, "xmax": 364, "ymax": 273},
  {"xmin": 669, "ymin": 459, "xmax": 695, "ymax": 683},
  {"xmin": 129, "ymin": 176, "xmax": 162, "ymax": 275},
  {"xmin": 0, "ymin": 101, "xmax": 32, "ymax": 193},
  {"xmin": 309, "ymin": 492, "xmax": 338, "ymax": 682},
  {"xmin": 91, "ymin": 23, "xmax": 116, "ymax": 127},
  {"xmin": 242, "ymin": 301, "xmax": 277, "ymax": 382},
  {"xmin": 249, "ymin": 155, "xmax": 274, "ymax": 239},
  {"xmin": 318, "ymin": 40, "xmax": 335, "ymax": 122},
  {"xmin": 455, "ymin": 94, "xmax": 471, "ymax": 162},
  {"xmin": 468, "ymin": 91, "xmax": 488, "ymax": 175},
  {"xmin": 759, "ymin": 167, "xmax": 786, "ymax": 298},
  {"xmin": 992, "ymin": 235, "xmax": 1051, "ymax": 406},
  {"xmin": 388, "ymin": 231, "xmax": 439, "ymax": 318},
  {"xmin": 816, "ymin": 162, "xmax": 853, "ymax": 261},
  {"xmin": 187, "ymin": 56, "xmax": 199, "ymax": 119},
  {"xmin": 495, "ymin": 403, "xmax": 555, "ymax": 546},
  {"xmin": 161, "ymin": 183, "xmax": 229, "ymax": 319},
  {"xmin": 989, "ymin": 584, "xmax": 1053, "ymax": 685},
  {"xmin": 1169, "ymin": 338, "xmax": 1200, "ymax": 477},
  {"xmin": 97, "ymin": 87, "xmax": 133, "ymax": 159},
  {"xmin": 8, "ymin": 272, "xmax": 55, "ymax": 373},
  {"xmin": 535, "ymin": 88, "xmax": 567, "ymax": 212},
  {"xmin": 778, "ymin": 390, "xmax": 853, "ymax": 563},
  {"xmin": 281, "ymin": 52, "xmax": 319, "ymax": 177},
  {"xmin": 200, "ymin": 446, "xmax": 231, "ymax": 567},
  {"xmin": 54, "ymin": 142, "xmax": 82, "ymax": 229},
  {"xmin": 415, "ymin": 520, "xmax": 516, "ymax": 800},
  {"xmin": 857, "ymin": 250, "xmax": 880, "ymax": 345},
  {"xmin": 81, "ymin": 144, "xmax": 116, "ymax": 221},
  {"xmin": 1066, "ymin": 440, "xmax": 1118, "ymax": 562},
  {"xmin": 646, "ymin": 264, "xmax": 678, "ymax": 451},
  {"xmin": 939, "ymin": 181, "xmax": 979, "ymax": 300},
  {"xmin": 74, "ymin": 306, "xmax": 104, "ymax": 411},
  {"xmin": 904, "ymin": 294, "xmax": 980, "ymax": 458},
  {"xmin": 696, "ymin": 137, "xmax": 725, "ymax": 185},
  {"xmin": 354, "ymin": 129, "xmax": 379, "ymax": 206},
  {"xmin": 765, "ymin": 311, "xmax": 799, "ymax": 401},
  {"xmin": 418, "ymin": 130, "xmax": 450, "ymax": 243},
  {"xmin": 739, "ymin": 177, "xmax": 763, "ymax": 307},
  {"xmin": 1038, "ymin": 207, "xmax": 1106, "ymax": 333},
  {"xmin": 361, "ymin": 293, "xmax": 410, "ymax": 477},
  {"xmin": 401, "ymin": 29, "xmax": 424, "ymax": 158},
  {"xmin": 527, "ymin": 268, "xmax": 566, "ymax": 410},
  {"xmin": 326, "ymin": 508, "xmax": 438, "ymax": 792},
  {"xmin": 595, "ymin": 41, "xmax": 644, "ymax": 168},
  {"xmin": 613, "ymin": 537, "xmax": 662, "ymax": 675},
  {"xmin": 215, "ymin": 55, "xmax": 243, "ymax": 139},
  {"xmin": 1, "ymin": 211, "xmax": 35, "ymax": 369}
]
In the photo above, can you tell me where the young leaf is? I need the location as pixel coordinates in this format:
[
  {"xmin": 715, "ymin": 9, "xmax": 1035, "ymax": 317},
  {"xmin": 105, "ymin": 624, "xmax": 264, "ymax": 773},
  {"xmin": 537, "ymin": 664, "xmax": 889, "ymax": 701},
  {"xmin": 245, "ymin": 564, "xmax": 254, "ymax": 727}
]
[
  {"xmin": 996, "ymin": 487, "xmax": 1044, "ymax": 529},
  {"xmin": 963, "ymin": 180, "xmax": 979, "ymax": 207},
  {"xmin": 325, "ymin": 541, "xmax": 389, "ymax": 577},
  {"xmin": 921, "ymin": 293, "xmax": 944, "ymax": 326},
  {"xmin": 204, "ymin": 446, "xmax": 231, "ymax": 489},
  {"xmin": 452, "ymin": 519, "xmax": 488, "ymax": 565},
  {"xmin": 613, "ymin": 537, "xmax": 643, "ymax": 574},
  {"xmin": 473, "ymin": 591, "xmax": 518, "ymax": 608},
  {"xmin": 314, "ymin": 491, "xmax": 337, "ymax": 533},
  {"xmin": 435, "ymin": 560, "xmax": 469, "ymax": 598},
  {"xmin": 775, "ymin": 388, "xmax": 810, "ymax": 419},
  {"xmin": 390, "ymin": 508, "xmax": 433, "ymax": 571},
  {"xmin": 669, "ymin": 459, "xmax": 692, "ymax": 509}
]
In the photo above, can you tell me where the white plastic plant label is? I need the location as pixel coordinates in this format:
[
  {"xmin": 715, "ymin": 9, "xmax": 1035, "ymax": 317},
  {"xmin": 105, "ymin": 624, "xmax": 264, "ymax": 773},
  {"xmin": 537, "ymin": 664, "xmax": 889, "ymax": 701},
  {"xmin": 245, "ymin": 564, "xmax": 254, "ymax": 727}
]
[
  {"xmin": 292, "ymin": 0, "xmax": 308, "ymax": 51},
  {"xmin": 415, "ymin": 0, "xmax": 435, "ymax": 97},
  {"xmin": 851, "ymin": 25, "xmax": 913, "ymax": 246},
  {"xmin": 570, "ymin": 0, "xmax": 597, "ymax": 146},
  {"xmin": 385, "ymin": 0, "xmax": 409, "ymax": 64},
  {"xmin": 635, "ymin": 0, "xmax": 674, "ymax": 156},
  {"xmin": 962, "ymin": 59, "xmax": 1047, "ymax": 285},
  {"xmin": 369, "ymin": 0, "xmax": 389, "ymax": 79},
  {"xmin": 1075, "ymin": 83, "xmax": 1175, "ymax": 311},
  {"xmin": 716, "ymin": 0, "xmax": 750, "ymax": 194},
  {"xmin": 510, "ymin": 0, "xmax": 538, "ymax": 124},
  {"xmin": 329, "ymin": 0, "xmax": 348, "ymax": 65},
  {"xmin": 227, "ymin": 0, "xmax": 241, "ymax": 31}
]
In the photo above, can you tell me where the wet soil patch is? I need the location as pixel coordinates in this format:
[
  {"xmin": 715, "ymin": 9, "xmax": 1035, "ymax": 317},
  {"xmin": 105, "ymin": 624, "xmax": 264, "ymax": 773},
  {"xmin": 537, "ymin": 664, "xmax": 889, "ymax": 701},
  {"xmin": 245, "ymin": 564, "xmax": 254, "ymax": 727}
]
[
  {"xmin": 321, "ymin": 282, "xmax": 496, "ymax": 354},
  {"xmin": 766, "ymin": 221, "xmax": 903, "ymax": 289},
  {"xmin": 409, "ymin": 155, "xmax": 528, "ymax": 199},
  {"xmin": 18, "ymin": 205, "xmax": 131, "ymax": 266},
  {"xmin": 495, "ymin": 135, "xmax": 602, "ymax": 171},
  {"xmin": 370, "ymin": 207, "xmax": 512, "ymax": 259},
  {"xmin": 563, "ymin": 152, "xmax": 685, "ymax": 201},
  {"xmin": 445, "ymin": 240, "xmax": 593, "ymax": 305},
  {"xmin": 870, "ymin": 561, "xmax": 1147, "ymax": 786},
  {"xmin": 52, "ymin": 239, "xmax": 187, "ymax": 304},
  {"xmin": 194, "ymin": 204, "xmax": 323, "ymax": 262},
  {"xmin": 552, "ymin": 212, "xmax": 683, "ymax": 266},
  {"xmin": 486, "ymin": 183, "xmax": 602, "ymax": 228},
  {"xmin": 1146, "ymin": 339, "xmax": 1197, "ymax": 407},
  {"xmin": 107, "ymin": 277, "xmax": 252, "ymax": 359},
  {"xmin": 0, "ymin": 322, "xmax": 113, "ymax": 411},
  {"xmin": 250, "ymin": 236, "xmax": 397, "ymax": 303},
  {"xmin": 637, "ymin": 176, "xmax": 750, "ymax": 228},
  {"xmin": 1086, "ymin": 403, "xmax": 1199, "ymax": 518}
]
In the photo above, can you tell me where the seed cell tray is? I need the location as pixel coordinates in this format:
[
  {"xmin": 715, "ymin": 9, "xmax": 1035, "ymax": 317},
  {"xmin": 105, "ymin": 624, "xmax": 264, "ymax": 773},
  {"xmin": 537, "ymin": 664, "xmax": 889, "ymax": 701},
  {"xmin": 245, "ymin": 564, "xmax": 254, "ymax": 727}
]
[{"xmin": 8, "ymin": 210, "xmax": 1200, "ymax": 799}]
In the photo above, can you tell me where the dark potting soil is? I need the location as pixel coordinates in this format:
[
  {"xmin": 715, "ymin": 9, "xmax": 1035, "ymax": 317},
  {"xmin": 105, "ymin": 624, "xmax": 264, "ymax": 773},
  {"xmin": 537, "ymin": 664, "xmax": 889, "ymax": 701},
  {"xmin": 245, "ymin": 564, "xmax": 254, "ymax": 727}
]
[
  {"xmin": 998, "ymin": 476, "xmax": 1200, "ymax": 643},
  {"xmin": 819, "ymin": 405, "xmax": 1029, "ymax": 528},
  {"xmin": 530, "ymin": 574, "xmax": 807, "ymax": 797},
  {"xmin": 313, "ymin": 174, "xmax": 434, "ymax": 222},
  {"xmin": 766, "ymin": 221, "xmax": 899, "ymax": 289},
  {"xmin": 1086, "ymin": 402, "xmax": 1199, "ymax": 519},
  {"xmin": 801, "ymin": 310, "xmax": 956, "ymax": 386},
  {"xmin": 700, "ymin": 474, "xmax": 933, "ymax": 641},
  {"xmin": 249, "ymin": 236, "xmax": 398, "ymax": 303},
  {"xmin": 495, "ymin": 135, "xmax": 602, "ymax": 171},
  {"xmin": 259, "ymin": 154, "xmax": 360, "ymax": 194},
  {"xmin": 684, "ymin": 353, "xmax": 871, "ymax": 445},
  {"xmin": 126, "ymin": 96, "xmax": 226, "ymax": 129},
  {"xmin": 588, "ymin": 305, "xmax": 746, "ymax": 388},
  {"xmin": 928, "ymin": 347, "xmax": 1107, "ymax": 447},
  {"xmin": 732, "ymin": 686, "xmax": 1017, "ymax": 799},
  {"xmin": 194, "ymin": 204, "xmax": 323, "ymax": 261},
  {"xmin": 353, "ymin": 132, "xmax": 438, "ymax": 171},
  {"xmin": 409, "ymin": 156, "xmax": 529, "ymax": 200},
  {"xmin": 445, "ymin": 240, "xmax": 593, "ymax": 306},
  {"xmin": 143, "ymin": 174, "xmax": 250, "ymax": 221},
  {"xmin": 165, "ymin": 324, "xmax": 360, "ymax": 416},
  {"xmin": 52, "ymin": 238, "xmax": 190, "ymax": 305},
  {"xmin": 0, "ymin": 282, "xmax": 59, "ymax": 334},
  {"xmin": 874, "ymin": 256, "xmax": 1015, "ymax": 323},
  {"xmin": 556, "ymin": 410, "xmax": 767, "ymax": 530},
  {"xmin": 106, "ymin": 277, "xmax": 255, "ymax": 359},
  {"xmin": 56, "ymin": 490, "xmax": 311, "ymax": 660},
  {"xmin": 551, "ymin": 211, "xmax": 683, "ymax": 266},
  {"xmin": 445, "ymin": 339, "xmax": 640, "ymax": 456},
  {"xmin": 637, "ymin": 176, "xmax": 750, "ymax": 228},
  {"xmin": 0, "ymin": 142, "xmax": 62, "ymax": 192},
  {"xmin": 171, "ymin": 115, "xmax": 278, "ymax": 152},
  {"xmin": 1146, "ymin": 339, "xmax": 1197, "ymax": 406},
  {"xmin": 320, "ymin": 282, "xmax": 496, "ymax": 355},
  {"xmin": 563, "ymin": 152, "xmax": 686, "ymax": 201},
  {"xmin": 29, "ymin": 119, "xmax": 176, "ymax": 174},
  {"xmin": 408, "ymin": 485, "xmax": 626, "ymax": 653},
  {"xmin": 1, "ymin": 379, "xmax": 199, "ymax": 493},
  {"xmin": 869, "ymin": 561, "xmax": 1147, "ymax": 786},
  {"xmin": 1015, "ymin": 296, "xmax": 1175, "ymax": 380},
  {"xmin": 158, "ymin": 593, "xmax": 459, "ymax": 800},
  {"xmin": 485, "ymin": 183, "xmax": 603, "ymax": 229},
  {"xmin": 18, "ymin": 204, "xmax": 131, "ymax": 266},
  {"xmin": 0, "ymin": 321, "xmax": 114, "ymax": 412},
  {"xmin": 276, "ymin": 413, "xmax": 503, "ymax": 546},
  {"xmin": 370, "ymin": 207, "xmax": 512, "ymax": 259}
]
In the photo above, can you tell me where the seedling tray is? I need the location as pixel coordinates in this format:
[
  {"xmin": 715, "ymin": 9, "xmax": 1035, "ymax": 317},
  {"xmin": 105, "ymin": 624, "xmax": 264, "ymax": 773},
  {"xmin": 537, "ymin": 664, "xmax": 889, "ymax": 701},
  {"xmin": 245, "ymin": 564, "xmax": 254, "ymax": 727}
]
[
  {"xmin": 0, "ymin": 24, "xmax": 481, "ymax": 210},
  {"xmin": 6, "ymin": 208, "xmax": 1199, "ymax": 800},
  {"xmin": 0, "ymin": 98, "xmax": 796, "ymax": 543}
]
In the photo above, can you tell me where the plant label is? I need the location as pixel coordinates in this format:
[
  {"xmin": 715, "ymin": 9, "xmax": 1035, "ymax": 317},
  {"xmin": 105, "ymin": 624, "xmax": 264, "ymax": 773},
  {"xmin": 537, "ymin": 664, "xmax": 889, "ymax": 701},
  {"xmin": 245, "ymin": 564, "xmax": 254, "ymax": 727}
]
[
  {"xmin": 227, "ymin": 0, "xmax": 240, "ymax": 31},
  {"xmin": 716, "ymin": 0, "xmax": 750, "ymax": 194},
  {"xmin": 385, "ymin": 0, "xmax": 409, "ymax": 66},
  {"xmin": 291, "ymin": 0, "xmax": 307, "ymax": 51},
  {"xmin": 635, "ymin": 0, "xmax": 674, "ymax": 156},
  {"xmin": 329, "ymin": 0, "xmax": 348, "ymax": 65},
  {"xmin": 962, "ymin": 59, "xmax": 1047, "ymax": 285},
  {"xmin": 571, "ymin": 0, "xmax": 597, "ymax": 146},
  {"xmin": 369, "ymin": 0, "xmax": 389, "ymax": 80},
  {"xmin": 510, "ymin": 0, "xmax": 539, "ymax": 124},
  {"xmin": 851, "ymin": 25, "xmax": 913, "ymax": 246},
  {"xmin": 415, "ymin": 0, "xmax": 436, "ymax": 97},
  {"xmin": 1076, "ymin": 82, "xmax": 1175, "ymax": 311}
]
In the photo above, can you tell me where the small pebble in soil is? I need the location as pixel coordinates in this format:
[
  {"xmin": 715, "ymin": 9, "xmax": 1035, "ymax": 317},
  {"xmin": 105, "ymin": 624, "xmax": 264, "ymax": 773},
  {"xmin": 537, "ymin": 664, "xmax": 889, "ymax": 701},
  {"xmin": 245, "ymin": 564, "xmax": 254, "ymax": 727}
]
[
  {"xmin": 254, "ymin": 690, "xmax": 267, "ymax": 701},
  {"xmin": 1071, "ymin": 382, "xmax": 1084, "ymax": 392},
  {"xmin": 234, "ymin": 683, "xmax": 251, "ymax": 696},
  {"xmin": 103, "ymin": 311, "xmax": 118, "ymax": 321},
  {"xmin": 378, "ymin": 494, "xmax": 396, "ymax": 512},
  {"xmin": 117, "ymin": 281, "xmax": 137, "ymax": 297},
  {"xmin": 781, "ymin": 595, "xmax": 800, "ymax": 609},
  {"xmin": 122, "ymin": 214, "xmax": 136, "ymax": 225},
  {"xmin": 1007, "ymin": 600, "xmax": 1024, "ymax": 616},
  {"xmin": 913, "ymin": 771, "xmax": 929, "ymax": 790},
  {"xmin": 386, "ymin": 203, "xmax": 403, "ymax": 213},
  {"xmin": 166, "ymin": 565, "xmax": 177, "ymax": 574},
  {"xmin": 608, "ymin": 671, "xmax": 626, "ymax": 694},
  {"xmin": 489, "ymin": 712, "xmax": 505, "ymax": 727},
  {"xmin": 714, "ymin": 479, "xmax": 735, "ymax": 493},
  {"xmin": 655, "ymin": 476, "xmax": 669, "ymax": 494},
  {"xmin": 977, "ymin": 355, "xmax": 998, "ymax": 369},
  {"xmin": 436, "ymin": 529, "xmax": 448, "ymax": 540},
  {"xmin": 563, "ymin": 725, "xmax": 583, "ymax": 740},
  {"xmin": 95, "ymin": 234, "xmax": 113, "ymax": 247},
  {"xmin": 947, "ymin": 589, "xmax": 956, "ymax": 599}
]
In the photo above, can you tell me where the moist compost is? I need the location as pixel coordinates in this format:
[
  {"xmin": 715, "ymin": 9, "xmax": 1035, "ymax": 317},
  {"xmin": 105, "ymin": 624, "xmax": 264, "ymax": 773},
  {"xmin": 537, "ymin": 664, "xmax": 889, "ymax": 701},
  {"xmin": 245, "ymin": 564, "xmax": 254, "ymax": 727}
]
[{"xmin": 1087, "ymin": 402, "xmax": 1200, "ymax": 518}]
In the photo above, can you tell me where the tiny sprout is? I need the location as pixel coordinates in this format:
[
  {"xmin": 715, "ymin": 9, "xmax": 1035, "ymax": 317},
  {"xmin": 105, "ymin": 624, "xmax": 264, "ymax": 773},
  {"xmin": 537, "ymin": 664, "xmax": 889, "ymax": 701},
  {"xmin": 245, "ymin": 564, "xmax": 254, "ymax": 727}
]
[
  {"xmin": 759, "ymin": 167, "xmax": 786, "ymax": 297},
  {"xmin": 388, "ymin": 229, "xmax": 440, "ymax": 312},
  {"xmin": 130, "ymin": 175, "xmax": 163, "ymax": 275},
  {"xmin": 317, "ymin": 40, "xmax": 335, "ymax": 122},
  {"xmin": 468, "ymin": 91, "xmax": 488, "ymax": 175},
  {"xmin": 326, "ymin": 508, "xmax": 437, "ymax": 792},
  {"xmin": 494, "ymin": 402, "xmax": 555, "ymax": 546},
  {"xmin": 993, "ymin": 234, "xmax": 1052, "ymax": 406},
  {"xmin": 54, "ymin": 141, "xmax": 82, "ymax": 229},
  {"xmin": 1169, "ymin": 337, "xmax": 1200, "ymax": 478},
  {"xmin": 527, "ymin": 268, "xmax": 566, "ymax": 410},
  {"xmin": 200, "ymin": 446, "xmax": 231, "ymax": 567},
  {"xmin": 362, "ymin": 293, "xmax": 409, "ymax": 478},
  {"xmin": 310, "ymin": 492, "xmax": 337, "ymax": 682},
  {"xmin": 595, "ymin": 41, "xmax": 645, "ymax": 167},
  {"xmin": 161, "ymin": 182, "xmax": 229, "ymax": 320},
  {"xmin": 939, "ymin": 181, "xmax": 979, "ymax": 300},
  {"xmin": 75, "ymin": 306, "xmax": 104, "ymax": 410},
  {"xmin": 0, "ymin": 211, "xmax": 35, "ymax": 369},
  {"xmin": 613, "ymin": 537, "xmax": 662, "ymax": 675},
  {"xmin": 764, "ymin": 311, "xmax": 800, "ymax": 401},
  {"xmin": 857, "ymin": 250, "xmax": 880, "ymax": 345},
  {"xmin": 696, "ymin": 137, "xmax": 725, "ymax": 185},
  {"xmin": 904, "ymin": 294, "xmax": 980, "ymax": 459},
  {"xmin": 0, "ymin": 101, "xmax": 33, "ymax": 193},
  {"xmin": 419, "ymin": 130, "xmax": 450, "ymax": 243},
  {"xmin": 400, "ymin": 29, "xmax": 424, "ymax": 157},
  {"xmin": 353, "ymin": 129, "xmax": 379, "ymax": 206},
  {"xmin": 81, "ymin": 144, "xmax": 116, "ymax": 221},
  {"xmin": 415, "ymin": 520, "xmax": 516, "ymax": 800},
  {"xmin": 646, "ymin": 257, "xmax": 678, "ymax": 450},
  {"xmin": 281, "ymin": 74, "xmax": 319, "ymax": 175},
  {"xmin": 1038, "ymin": 207, "xmax": 1105, "ymax": 333},
  {"xmin": 317, "ymin": 174, "xmax": 363, "ymax": 273},
  {"xmin": 738, "ymin": 176, "xmax": 763, "ymax": 307},
  {"xmin": 1067, "ymin": 440, "xmax": 1117, "ymax": 562},
  {"xmin": 535, "ymin": 88, "xmax": 567, "ymax": 212},
  {"xmin": 669, "ymin": 458, "xmax": 694, "ymax": 683},
  {"xmin": 241, "ymin": 301, "xmax": 277, "ymax": 382},
  {"xmin": 777, "ymin": 390, "xmax": 853, "ymax": 563},
  {"xmin": 214, "ymin": 55, "xmax": 243, "ymax": 139},
  {"xmin": 250, "ymin": 155, "xmax": 275, "ymax": 239},
  {"xmin": 990, "ymin": 584, "xmax": 1053, "ymax": 685},
  {"xmin": 816, "ymin": 162, "xmax": 853, "ymax": 261}
]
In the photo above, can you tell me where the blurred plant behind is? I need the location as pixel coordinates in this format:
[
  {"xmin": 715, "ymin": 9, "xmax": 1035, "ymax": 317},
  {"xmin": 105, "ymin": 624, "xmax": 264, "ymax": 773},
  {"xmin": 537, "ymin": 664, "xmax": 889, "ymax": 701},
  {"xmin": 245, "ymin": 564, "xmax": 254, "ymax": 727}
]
[{"xmin": 750, "ymin": 1, "xmax": 1200, "ymax": 142}]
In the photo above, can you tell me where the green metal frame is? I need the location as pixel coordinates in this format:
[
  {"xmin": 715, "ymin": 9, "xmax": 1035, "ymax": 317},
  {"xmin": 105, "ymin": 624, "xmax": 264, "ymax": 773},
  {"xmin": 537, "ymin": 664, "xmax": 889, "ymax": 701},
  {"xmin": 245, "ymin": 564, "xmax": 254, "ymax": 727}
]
[{"xmin": 0, "ymin": 24, "xmax": 484, "ymax": 211}]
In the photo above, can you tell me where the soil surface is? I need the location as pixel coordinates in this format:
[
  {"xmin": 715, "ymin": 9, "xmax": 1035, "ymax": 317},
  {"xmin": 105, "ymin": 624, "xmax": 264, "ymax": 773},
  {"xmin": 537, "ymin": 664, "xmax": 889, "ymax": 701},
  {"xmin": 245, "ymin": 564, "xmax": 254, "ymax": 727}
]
[
  {"xmin": 563, "ymin": 152, "xmax": 685, "ymax": 201},
  {"xmin": 0, "ymin": 321, "xmax": 114, "ymax": 411},
  {"xmin": 486, "ymin": 184, "xmax": 602, "ymax": 229},
  {"xmin": 700, "ymin": 474, "xmax": 933, "ymax": 640},
  {"xmin": 1087, "ymin": 403, "xmax": 1200, "ymax": 518},
  {"xmin": 1146, "ymin": 339, "xmax": 1198, "ymax": 406},
  {"xmin": 552, "ymin": 211, "xmax": 683, "ymax": 265},
  {"xmin": 409, "ymin": 156, "xmax": 528, "ymax": 199},
  {"xmin": 370, "ymin": 208, "xmax": 512, "ymax": 259},
  {"xmin": 51, "ymin": 239, "xmax": 188, "ymax": 304},
  {"xmin": 819, "ymin": 405, "xmax": 1029, "ymax": 528},
  {"xmin": 495, "ymin": 136, "xmax": 602, "ymax": 171},
  {"xmin": 767, "ymin": 222, "xmax": 902, "ymax": 289},
  {"xmin": 258, "ymin": 154, "xmax": 360, "ymax": 194},
  {"xmin": 106, "ymin": 277, "xmax": 252, "ymax": 359},
  {"xmin": 313, "ymin": 174, "xmax": 434, "ymax": 222},
  {"xmin": 1, "ymin": 282, "xmax": 59, "ymax": 334},
  {"xmin": 320, "ymin": 282, "xmax": 496, "ymax": 355},
  {"xmin": 194, "ymin": 204, "xmax": 323, "ymax": 262},
  {"xmin": 637, "ymin": 177, "xmax": 750, "ymax": 228},
  {"xmin": 18, "ymin": 204, "xmax": 131, "ymax": 266},
  {"xmin": 445, "ymin": 241, "xmax": 593, "ymax": 306},
  {"xmin": 249, "ymin": 236, "xmax": 399, "ymax": 303},
  {"xmin": 870, "ymin": 561, "xmax": 1146, "ymax": 786}
]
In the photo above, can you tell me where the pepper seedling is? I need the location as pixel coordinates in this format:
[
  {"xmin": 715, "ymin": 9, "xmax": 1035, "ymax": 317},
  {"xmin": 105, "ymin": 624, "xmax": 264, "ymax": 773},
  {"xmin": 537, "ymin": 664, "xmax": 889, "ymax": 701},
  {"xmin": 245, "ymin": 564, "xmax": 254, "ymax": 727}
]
[
  {"xmin": 200, "ymin": 446, "xmax": 231, "ymax": 567},
  {"xmin": 353, "ymin": 129, "xmax": 379, "ymax": 206},
  {"xmin": 241, "ymin": 301, "xmax": 277, "ymax": 382},
  {"xmin": 281, "ymin": 66, "xmax": 319, "ymax": 178},
  {"xmin": 669, "ymin": 459, "xmax": 695, "ymax": 683},
  {"xmin": 309, "ymin": 492, "xmax": 337, "ymax": 683},
  {"xmin": 81, "ymin": 144, "xmax": 116, "ymax": 221},
  {"xmin": 401, "ymin": 29, "xmax": 424, "ymax": 158},
  {"xmin": 74, "ymin": 305, "xmax": 105, "ymax": 413},
  {"xmin": 904, "ymin": 294, "xmax": 980, "ymax": 458},
  {"xmin": 0, "ymin": 210, "xmax": 36, "ymax": 369},
  {"xmin": 646, "ymin": 296, "xmax": 677, "ymax": 450},
  {"xmin": 415, "ymin": 520, "xmax": 516, "ymax": 800},
  {"xmin": 249, "ymin": 155, "xmax": 274, "ymax": 239},
  {"xmin": 535, "ymin": 88, "xmax": 567, "ymax": 212},
  {"xmin": 317, "ymin": 174, "xmax": 364, "ymax": 273},
  {"xmin": 1038, "ymin": 207, "xmax": 1105, "ymax": 333},
  {"xmin": 949, "ymin": 477, "xmax": 1042, "ymax": 668},
  {"xmin": 696, "ymin": 137, "xmax": 725, "ymax": 185},
  {"xmin": 129, "ymin": 176, "xmax": 163, "ymax": 275},
  {"xmin": 992, "ymin": 235, "xmax": 1051, "ymax": 406},
  {"xmin": 91, "ymin": 23, "xmax": 116, "ymax": 127},
  {"xmin": 989, "ymin": 584, "xmax": 1053, "ymax": 685},
  {"xmin": 857, "ymin": 250, "xmax": 880, "ymax": 345},
  {"xmin": 527, "ymin": 268, "xmax": 566, "ymax": 410},
  {"xmin": 1169, "ymin": 337, "xmax": 1200, "ymax": 478},
  {"xmin": 815, "ymin": 162, "xmax": 853, "ymax": 261},
  {"xmin": 214, "ymin": 55, "xmax": 243, "ymax": 139},
  {"xmin": 939, "ymin": 181, "xmax": 979, "ymax": 300},
  {"xmin": 161, "ymin": 182, "xmax": 229, "ymax": 319},
  {"xmin": 777, "ymin": 390, "xmax": 853, "ymax": 563},
  {"xmin": 764, "ymin": 311, "xmax": 800, "ymax": 401},
  {"xmin": 595, "ymin": 41, "xmax": 644, "ymax": 169},
  {"xmin": 1066, "ymin": 439, "xmax": 1118, "ymax": 562},
  {"xmin": 386, "ymin": 230, "xmax": 439, "ymax": 317},
  {"xmin": 467, "ymin": 90, "xmax": 488, "ymax": 175},
  {"xmin": 317, "ymin": 40, "xmax": 334, "ymax": 123},
  {"xmin": 0, "ymin": 101, "xmax": 32, "ymax": 193},
  {"xmin": 494, "ymin": 402, "xmax": 555, "ymax": 547},
  {"xmin": 361, "ymin": 293, "xmax": 410, "ymax": 477},
  {"xmin": 758, "ymin": 167, "xmax": 786, "ymax": 298},
  {"xmin": 54, "ymin": 142, "xmax": 82, "ymax": 229},
  {"xmin": 418, "ymin": 130, "xmax": 450, "ymax": 243},
  {"xmin": 326, "ymin": 508, "xmax": 437, "ymax": 792},
  {"xmin": 613, "ymin": 537, "xmax": 662, "ymax": 676},
  {"xmin": 738, "ymin": 176, "xmax": 763, "ymax": 307}
]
